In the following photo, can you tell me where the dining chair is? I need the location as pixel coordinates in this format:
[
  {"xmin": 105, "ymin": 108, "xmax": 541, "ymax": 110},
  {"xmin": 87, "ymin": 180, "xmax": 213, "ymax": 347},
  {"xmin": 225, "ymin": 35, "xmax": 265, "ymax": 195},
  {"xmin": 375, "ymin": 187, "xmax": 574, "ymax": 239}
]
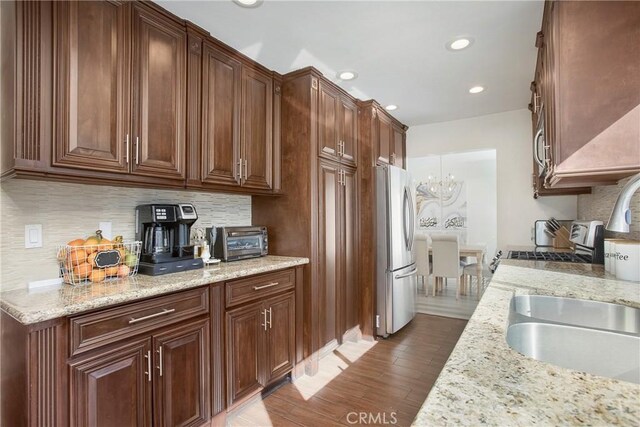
[
  {"xmin": 431, "ymin": 234, "xmax": 465, "ymax": 299},
  {"xmin": 463, "ymin": 250, "xmax": 502, "ymax": 299},
  {"xmin": 415, "ymin": 234, "xmax": 432, "ymax": 294}
]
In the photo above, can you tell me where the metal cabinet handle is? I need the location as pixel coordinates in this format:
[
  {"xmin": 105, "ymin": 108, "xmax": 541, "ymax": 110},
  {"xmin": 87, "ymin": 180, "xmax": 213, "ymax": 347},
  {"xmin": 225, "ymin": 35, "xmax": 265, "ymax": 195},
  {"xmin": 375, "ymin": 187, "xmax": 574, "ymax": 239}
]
[
  {"xmin": 135, "ymin": 137, "xmax": 139, "ymax": 165},
  {"xmin": 268, "ymin": 307, "xmax": 272, "ymax": 329},
  {"xmin": 253, "ymin": 282, "xmax": 279, "ymax": 291},
  {"xmin": 237, "ymin": 158, "xmax": 242, "ymax": 180},
  {"xmin": 261, "ymin": 309, "xmax": 267, "ymax": 331},
  {"xmin": 144, "ymin": 350, "xmax": 151, "ymax": 382},
  {"xmin": 125, "ymin": 134, "xmax": 130, "ymax": 164},
  {"xmin": 533, "ymin": 129, "xmax": 545, "ymax": 168},
  {"xmin": 157, "ymin": 346, "xmax": 163, "ymax": 377},
  {"xmin": 244, "ymin": 159, "xmax": 248, "ymax": 180},
  {"xmin": 129, "ymin": 308, "xmax": 175, "ymax": 324}
]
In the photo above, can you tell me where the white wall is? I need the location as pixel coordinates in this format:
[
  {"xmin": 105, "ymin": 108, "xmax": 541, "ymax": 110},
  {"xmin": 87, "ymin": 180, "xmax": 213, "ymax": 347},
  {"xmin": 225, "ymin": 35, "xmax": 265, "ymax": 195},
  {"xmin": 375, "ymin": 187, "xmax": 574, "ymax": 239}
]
[{"xmin": 407, "ymin": 109, "xmax": 577, "ymax": 249}]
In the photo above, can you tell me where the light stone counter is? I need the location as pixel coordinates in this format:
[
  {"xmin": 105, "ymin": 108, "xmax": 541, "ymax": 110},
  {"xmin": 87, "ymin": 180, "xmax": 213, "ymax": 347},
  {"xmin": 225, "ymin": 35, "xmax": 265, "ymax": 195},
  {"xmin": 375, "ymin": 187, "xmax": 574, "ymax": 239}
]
[
  {"xmin": 413, "ymin": 259, "xmax": 640, "ymax": 426},
  {"xmin": 1, "ymin": 255, "xmax": 308, "ymax": 325}
]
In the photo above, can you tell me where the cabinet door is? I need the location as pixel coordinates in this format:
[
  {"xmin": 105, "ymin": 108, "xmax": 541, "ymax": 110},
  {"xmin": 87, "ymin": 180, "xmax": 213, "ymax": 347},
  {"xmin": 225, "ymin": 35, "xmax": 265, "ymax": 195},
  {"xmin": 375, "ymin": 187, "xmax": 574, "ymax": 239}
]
[
  {"xmin": 226, "ymin": 301, "xmax": 265, "ymax": 406},
  {"xmin": 264, "ymin": 293, "xmax": 295, "ymax": 384},
  {"xmin": 318, "ymin": 159, "xmax": 341, "ymax": 349},
  {"xmin": 318, "ymin": 83, "xmax": 340, "ymax": 162},
  {"xmin": 339, "ymin": 96, "xmax": 358, "ymax": 167},
  {"xmin": 241, "ymin": 67, "xmax": 273, "ymax": 190},
  {"xmin": 153, "ymin": 318, "xmax": 210, "ymax": 427},
  {"xmin": 376, "ymin": 111, "xmax": 392, "ymax": 165},
  {"xmin": 131, "ymin": 4, "xmax": 186, "ymax": 179},
  {"xmin": 392, "ymin": 125, "xmax": 405, "ymax": 169},
  {"xmin": 53, "ymin": 0, "xmax": 129, "ymax": 173},
  {"xmin": 201, "ymin": 42, "xmax": 241, "ymax": 186},
  {"xmin": 70, "ymin": 338, "xmax": 152, "ymax": 427},
  {"xmin": 341, "ymin": 168, "xmax": 359, "ymax": 332}
]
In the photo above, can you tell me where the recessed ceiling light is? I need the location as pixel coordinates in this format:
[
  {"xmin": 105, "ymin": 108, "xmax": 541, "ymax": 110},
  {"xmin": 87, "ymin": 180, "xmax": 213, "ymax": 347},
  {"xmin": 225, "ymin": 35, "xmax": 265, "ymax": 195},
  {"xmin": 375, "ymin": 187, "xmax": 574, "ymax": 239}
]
[
  {"xmin": 233, "ymin": 0, "xmax": 262, "ymax": 8},
  {"xmin": 337, "ymin": 70, "xmax": 358, "ymax": 81},
  {"xmin": 469, "ymin": 86, "xmax": 485, "ymax": 94},
  {"xmin": 446, "ymin": 37, "xmax": 474, "ymax": 51},
  {"xmin": 385, "ymin": 105, "xmax": 398, "ymax": 111}
]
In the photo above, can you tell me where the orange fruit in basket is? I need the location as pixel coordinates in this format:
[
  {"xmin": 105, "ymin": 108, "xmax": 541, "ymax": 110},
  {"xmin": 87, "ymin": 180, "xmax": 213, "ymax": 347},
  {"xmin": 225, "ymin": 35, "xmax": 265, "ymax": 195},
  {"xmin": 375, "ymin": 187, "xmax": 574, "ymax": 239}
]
[
  {"xmin": 90, "ymin": 269, "xmax": 106, "ymax": 283},
  {"xmin": 97, "ymin": 239, "xmax": 113, "ymax": 251},
  {"xmin": 104, "ymin": 266, "xmax": 119, "ymax": 277},
  {"xmin": 84, "ymin": 236, "xmax": 99, "ymax": 254},
  {"xmin": 117, "ymin": 264, "xmax": 131, "ymax": 277},
  {"xmin": 67, "ymin": 238, "xmax": 85, "ymax": 247},
  {"xmin": 68, "ymin": 248, "xmax": 87, "ymax": 266},
  {"xmin": 87, "ymin": 252, "xmax": 98, "ymax": 266},
  {"xmin": 73, "ymin": 262, "xmax": 92, "ymax": 279}
]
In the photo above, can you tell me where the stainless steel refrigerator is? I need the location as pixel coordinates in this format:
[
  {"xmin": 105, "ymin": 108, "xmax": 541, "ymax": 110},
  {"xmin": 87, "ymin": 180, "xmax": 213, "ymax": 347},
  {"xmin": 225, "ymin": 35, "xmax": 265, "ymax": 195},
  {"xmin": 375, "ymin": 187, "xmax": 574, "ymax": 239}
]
[{"xmin": 375, "ymin": 164, "xmax": 417, "ymax": 337}]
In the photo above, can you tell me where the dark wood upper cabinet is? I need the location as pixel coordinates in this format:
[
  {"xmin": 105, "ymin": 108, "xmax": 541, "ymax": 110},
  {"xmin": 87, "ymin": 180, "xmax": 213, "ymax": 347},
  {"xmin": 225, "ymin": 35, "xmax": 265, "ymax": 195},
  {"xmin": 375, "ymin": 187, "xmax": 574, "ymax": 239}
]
[
  {"xmin": 533, "ymin": 0, "xmax": 640, "ymax": 189},
  {"xmin": 131, "ymin": 4, "xmax": 186, "ymax": 180},
  {"xmin": 201, "ymin": 42, "xmax": 241, "ymax": 186},
  {"xmin": 318, "ymin": 82, "xmax": 340, "ymax": 161},
  {"xmin": 376, "ymin": 111, "xmax": 392, "ymax": 165},
  {"xmin": 392, "ymin": 124, "xmax": 405, "ymax": 169},
  {"xmin": 339, "ymin": 97, "xmax": 358, "ymax": 167},
  {"xmin": 53, "ymin": 0, "xmax": 130, "ymax": 174},
  {"xmin": 241, "ymin": 66, "xmax": 273, "ymax": 190},
  {"xmin": 153, "ymin": 318, "xmax": 211, "ymax": 427},
  {"xmin": 70, "ymin": 338, "xmax": 152, "ymax": 427}
]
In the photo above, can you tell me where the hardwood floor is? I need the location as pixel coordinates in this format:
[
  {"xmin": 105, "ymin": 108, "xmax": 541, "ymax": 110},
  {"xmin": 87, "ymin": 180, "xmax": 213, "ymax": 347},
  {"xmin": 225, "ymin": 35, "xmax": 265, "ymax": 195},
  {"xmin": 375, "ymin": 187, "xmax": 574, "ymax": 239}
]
[{"xmin": 227, "ymin": 314, "xmax": 467, "ymax": 426}]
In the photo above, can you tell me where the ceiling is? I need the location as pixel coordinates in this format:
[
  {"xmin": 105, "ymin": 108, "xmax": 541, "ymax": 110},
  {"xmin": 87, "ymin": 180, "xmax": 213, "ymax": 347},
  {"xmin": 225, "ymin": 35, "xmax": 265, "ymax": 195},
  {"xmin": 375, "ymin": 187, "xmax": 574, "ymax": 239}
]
[{"xmin": 158, "ymin": 0, "xmax": 543, "ymax": 126}]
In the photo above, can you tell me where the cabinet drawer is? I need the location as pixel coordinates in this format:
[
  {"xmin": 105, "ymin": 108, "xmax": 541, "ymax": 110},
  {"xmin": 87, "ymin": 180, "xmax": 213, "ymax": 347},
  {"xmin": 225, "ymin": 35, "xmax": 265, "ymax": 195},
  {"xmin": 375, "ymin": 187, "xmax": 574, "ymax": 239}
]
[
  {"xmin": 70, "ymin": 287, "xmax": 209, "ymax": 357},
  {"xmin": 225, "ymin": 269, "xmax": 294, "ymax": 308}
]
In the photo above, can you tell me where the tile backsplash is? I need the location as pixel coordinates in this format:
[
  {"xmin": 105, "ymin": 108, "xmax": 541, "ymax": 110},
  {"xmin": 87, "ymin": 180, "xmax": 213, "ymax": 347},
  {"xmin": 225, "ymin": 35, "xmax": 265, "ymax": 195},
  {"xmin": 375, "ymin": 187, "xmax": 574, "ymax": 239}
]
[
  {"xmin": 0, "ymin": 180, "xmax": 251, "ymax": 291},
  {"xmin": 577, "ymin": 176, "xmax": 640, "ymax": 241}
]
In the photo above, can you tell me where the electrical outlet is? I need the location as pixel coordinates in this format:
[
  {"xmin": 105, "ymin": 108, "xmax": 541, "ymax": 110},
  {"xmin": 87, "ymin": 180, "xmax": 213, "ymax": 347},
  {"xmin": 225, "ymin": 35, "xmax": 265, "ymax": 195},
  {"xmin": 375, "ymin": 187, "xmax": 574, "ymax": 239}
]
[{"xmin": 99, "ymin": 222, "xmax": 112, "ymax": 239}]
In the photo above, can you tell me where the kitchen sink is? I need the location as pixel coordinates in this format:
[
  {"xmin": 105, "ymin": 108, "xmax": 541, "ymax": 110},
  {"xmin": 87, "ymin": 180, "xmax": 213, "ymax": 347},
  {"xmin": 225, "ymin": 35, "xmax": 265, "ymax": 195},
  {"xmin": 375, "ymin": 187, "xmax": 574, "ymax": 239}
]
[
  {"xmin": 512, "ymin": 295, "xmax": 640, "ymax": 334},
  {"xmin": 506, "ymin": 322, "xmax": 640, "ymax": 383},
  {"xmin": 506, "ymin": 295, "xmax": 640, "ymax": 384}
]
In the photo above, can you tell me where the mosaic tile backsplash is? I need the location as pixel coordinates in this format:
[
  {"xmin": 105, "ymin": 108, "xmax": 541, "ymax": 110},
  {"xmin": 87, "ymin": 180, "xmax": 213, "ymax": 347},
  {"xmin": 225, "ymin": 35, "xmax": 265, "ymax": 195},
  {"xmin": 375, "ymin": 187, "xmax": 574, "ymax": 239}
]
[
  {"xmin": 0, "ymin": 180, "xmax": 251, "ymax": 291},
  {"xmin": 577, "ymin": 176, "xmax": 640, "ymax": 241}
]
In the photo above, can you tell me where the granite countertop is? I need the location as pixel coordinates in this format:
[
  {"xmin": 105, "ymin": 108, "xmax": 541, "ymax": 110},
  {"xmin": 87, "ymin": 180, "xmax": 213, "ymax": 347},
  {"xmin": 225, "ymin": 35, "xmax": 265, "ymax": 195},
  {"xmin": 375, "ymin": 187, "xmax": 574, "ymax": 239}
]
[
  {"xmin": 1, "ymin": 255, "xmax": 308, "ymax": 325},
  {"xmin": 414, "ymin": 259, "xmax": 640, "ymax": 426}
]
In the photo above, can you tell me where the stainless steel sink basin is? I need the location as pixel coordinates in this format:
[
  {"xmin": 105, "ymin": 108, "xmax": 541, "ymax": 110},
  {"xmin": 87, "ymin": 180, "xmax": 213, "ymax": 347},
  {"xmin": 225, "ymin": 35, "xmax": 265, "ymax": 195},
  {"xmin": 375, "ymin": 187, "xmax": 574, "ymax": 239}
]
[
  {"xmin": 507, "ymin": 295, "xmax": 640, "ymax": 384},
  {"xmin": 512, "ymin": 295, "xmax": 640, "ymax": 334},
  {"xmin": 506, "ymin": 322, "xmax": 640, "ymax": 383}
]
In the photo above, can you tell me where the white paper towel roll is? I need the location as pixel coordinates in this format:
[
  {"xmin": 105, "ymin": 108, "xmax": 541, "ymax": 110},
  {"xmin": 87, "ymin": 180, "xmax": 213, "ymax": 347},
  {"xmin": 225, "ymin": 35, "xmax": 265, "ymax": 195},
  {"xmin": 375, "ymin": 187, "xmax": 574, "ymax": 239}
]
[{"xmin": 614, "ymin": 241, "xmax": 640, "ymax": 282}]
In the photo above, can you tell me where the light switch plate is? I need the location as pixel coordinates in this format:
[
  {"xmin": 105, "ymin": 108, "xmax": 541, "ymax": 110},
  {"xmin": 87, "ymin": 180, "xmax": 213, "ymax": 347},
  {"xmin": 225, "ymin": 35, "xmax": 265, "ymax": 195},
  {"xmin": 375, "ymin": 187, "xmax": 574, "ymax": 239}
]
[{"xmin": 25, "ymin": 224, "xmax": 43, "ymax": 248}]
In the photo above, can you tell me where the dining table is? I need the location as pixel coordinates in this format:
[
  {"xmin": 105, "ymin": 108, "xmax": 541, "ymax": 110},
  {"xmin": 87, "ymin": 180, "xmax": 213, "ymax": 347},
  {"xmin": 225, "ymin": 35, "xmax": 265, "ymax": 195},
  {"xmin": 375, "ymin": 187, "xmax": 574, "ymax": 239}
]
[{"xmin": 428, "ymin": 243, "xmax": 487, "ymax": 291}]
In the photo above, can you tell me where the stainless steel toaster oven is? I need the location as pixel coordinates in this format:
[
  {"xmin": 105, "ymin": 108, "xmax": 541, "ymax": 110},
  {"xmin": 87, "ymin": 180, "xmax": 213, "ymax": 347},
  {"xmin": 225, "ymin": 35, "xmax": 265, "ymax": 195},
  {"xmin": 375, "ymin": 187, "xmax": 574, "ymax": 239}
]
[{"xmin": 212, "ymin": 226, "xmax": 268, "ymax": 262}]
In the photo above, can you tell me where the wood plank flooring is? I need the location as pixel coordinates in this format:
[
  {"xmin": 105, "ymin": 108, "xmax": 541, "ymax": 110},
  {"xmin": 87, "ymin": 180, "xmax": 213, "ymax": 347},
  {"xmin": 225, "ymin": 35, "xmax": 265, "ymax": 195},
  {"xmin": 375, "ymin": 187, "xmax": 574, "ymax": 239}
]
[{"xmin": 227, "ymin": 314, "xmax": 467, "ymax": 427}]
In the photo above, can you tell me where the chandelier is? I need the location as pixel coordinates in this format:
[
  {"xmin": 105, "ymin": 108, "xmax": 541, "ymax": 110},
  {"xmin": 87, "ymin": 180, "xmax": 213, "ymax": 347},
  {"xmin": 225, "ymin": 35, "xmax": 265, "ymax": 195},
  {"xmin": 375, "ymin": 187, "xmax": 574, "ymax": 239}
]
[{"xmin": 424, "ymin": 173, "xmax": 458, "ymax": 198}]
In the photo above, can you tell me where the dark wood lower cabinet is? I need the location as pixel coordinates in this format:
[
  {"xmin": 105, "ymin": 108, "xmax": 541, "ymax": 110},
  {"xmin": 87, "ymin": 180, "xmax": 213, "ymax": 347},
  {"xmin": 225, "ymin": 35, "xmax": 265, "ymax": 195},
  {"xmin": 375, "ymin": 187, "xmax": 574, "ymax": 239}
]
[
  {"xmin": 1, "ymin": 268, "xmax": 301, "ymax": 427},
  {"xmin": 226, "ymin": 291, "xmax": 295, "ymax": 407},
  {"xmin": 69, "ymin": 338, "xmax": 152, "ymax": 427},
  {"xmin": 153, "ymin": 318, "xmax": 211, "ymax": 427}
]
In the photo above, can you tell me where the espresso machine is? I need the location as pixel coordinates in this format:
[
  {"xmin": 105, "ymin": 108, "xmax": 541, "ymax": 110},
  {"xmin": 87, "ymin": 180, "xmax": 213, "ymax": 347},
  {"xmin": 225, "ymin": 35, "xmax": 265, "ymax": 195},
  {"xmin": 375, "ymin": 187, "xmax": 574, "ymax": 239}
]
[{"xmin": 135, "ymin": 204, "xmax": 203, "ymax": 275}]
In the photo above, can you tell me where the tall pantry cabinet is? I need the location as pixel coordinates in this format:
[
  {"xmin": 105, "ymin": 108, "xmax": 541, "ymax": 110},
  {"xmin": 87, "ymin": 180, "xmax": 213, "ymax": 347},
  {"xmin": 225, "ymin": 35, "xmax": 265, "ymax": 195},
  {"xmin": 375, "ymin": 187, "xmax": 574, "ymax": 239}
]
[{"xmin": 252, "ymin": 68, "xmax": 359, "ymax": 373}]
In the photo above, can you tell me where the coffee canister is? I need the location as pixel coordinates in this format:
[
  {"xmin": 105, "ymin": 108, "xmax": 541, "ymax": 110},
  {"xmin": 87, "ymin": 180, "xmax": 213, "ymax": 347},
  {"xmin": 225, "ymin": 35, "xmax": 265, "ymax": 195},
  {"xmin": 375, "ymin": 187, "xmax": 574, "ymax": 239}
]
[{"xmin": 614, "ymin": 240, "xmax": 640, "ymax": 282}]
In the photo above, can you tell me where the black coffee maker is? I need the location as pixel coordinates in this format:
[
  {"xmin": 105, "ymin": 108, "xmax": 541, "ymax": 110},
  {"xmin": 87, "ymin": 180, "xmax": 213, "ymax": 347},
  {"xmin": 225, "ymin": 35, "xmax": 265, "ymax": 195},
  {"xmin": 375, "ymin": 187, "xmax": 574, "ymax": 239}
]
[{"xmin": 135, "ymin": 204, "xmax": 203, "ymax": 275}]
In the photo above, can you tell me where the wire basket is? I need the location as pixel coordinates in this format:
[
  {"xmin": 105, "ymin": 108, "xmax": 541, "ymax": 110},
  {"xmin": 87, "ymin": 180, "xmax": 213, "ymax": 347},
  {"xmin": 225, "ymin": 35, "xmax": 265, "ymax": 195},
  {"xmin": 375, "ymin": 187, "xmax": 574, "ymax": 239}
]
[{"xmin": 57, "ymin": 241, "xmax": 142, "ymax": 286}]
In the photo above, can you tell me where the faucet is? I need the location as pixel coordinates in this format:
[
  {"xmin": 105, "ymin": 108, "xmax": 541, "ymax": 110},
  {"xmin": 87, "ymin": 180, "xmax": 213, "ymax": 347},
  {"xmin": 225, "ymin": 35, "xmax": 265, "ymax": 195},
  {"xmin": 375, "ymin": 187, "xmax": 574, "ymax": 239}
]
[{"xmin": 606, "ymin": 173, "xmax": 640, "ymax": 233}]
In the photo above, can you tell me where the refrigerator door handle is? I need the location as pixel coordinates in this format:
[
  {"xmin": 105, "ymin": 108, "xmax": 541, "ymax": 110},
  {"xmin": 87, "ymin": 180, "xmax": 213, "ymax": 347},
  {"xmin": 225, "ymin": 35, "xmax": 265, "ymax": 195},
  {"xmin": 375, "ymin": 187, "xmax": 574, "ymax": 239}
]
[
  {"xmin": 402, "ymin": 186, "xmax": 410, "ymax": 250},
  {"xmin": 407, "ymin": 185, "xmax": 416, "ymax": 251},
  {"xmin": 394, "ymin": 268, "xmax": 418, "ymax": 279}
]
